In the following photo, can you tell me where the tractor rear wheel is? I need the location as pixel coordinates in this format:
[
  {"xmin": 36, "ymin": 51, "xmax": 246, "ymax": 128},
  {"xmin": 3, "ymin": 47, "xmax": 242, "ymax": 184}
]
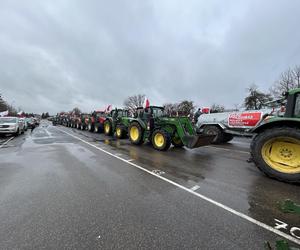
[
  {"xmin": 128, "ymin": 122, "xmax": 144, "ymax": 145},
  {"xmin": 152, "ymin": 130, "xmax": 171, "ymax": 151},
  {"xmin": 172, "ymin": 137, "xmax": 184, "ymax": 148},
  {"xmin": 116, "ymin": 125, "xmax": 126, "ymax": 139},
  {"xmin": 251, "ymin": 127, "xmax": 300, "ymax": 183},
  {"xmin": 104, "ymin": 121, "xmax": 113, "ymax": 136}
]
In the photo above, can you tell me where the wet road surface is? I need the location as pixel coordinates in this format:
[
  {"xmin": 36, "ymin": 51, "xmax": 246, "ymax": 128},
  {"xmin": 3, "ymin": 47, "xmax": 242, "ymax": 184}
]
[{"xmin": 0, "ymin": 121, "xmax": 299, "ymax": 249}]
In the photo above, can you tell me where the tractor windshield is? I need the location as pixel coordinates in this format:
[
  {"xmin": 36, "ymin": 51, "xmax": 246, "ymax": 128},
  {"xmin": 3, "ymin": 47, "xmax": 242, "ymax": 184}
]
[
  {"xmin": 151, "ymin": 107, "xmax": 165, "ymax": 118},
  {"xmin": 294, "ymin": 93, "xmax": 300, "ymax": 117}
]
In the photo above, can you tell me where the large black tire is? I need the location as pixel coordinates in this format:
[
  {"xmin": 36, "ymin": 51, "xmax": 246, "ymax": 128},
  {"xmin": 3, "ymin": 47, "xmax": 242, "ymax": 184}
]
[
  {"xmin": 172, "ymin": 137, "xmax": 184, "ymax": 148},
  {"xmin": 116, "ymin": 125, "xmax": 126, "ymax": 139},
  {"xmin": 223, "ymin": 133, "xmax": 234, "ymax": 143},
  {"xmin": 203, "ymin": 125, "xmax": 226, "ymax": 144},
  {"xmin": 128, "ymin": 122, "xmax": 144, "ymax": 145},
  {"xmin": 14, "ymin": 128, "xmax": 20, "ymax": 136},
  {"xmin": 251, "ymin": 127, "xmax": 300, "ymax": 184},
  {"xmin": 152, "ymin": 129, "xmax": 171, "ymax": 151},
  {"xmin": 104, "ymin": 120, "xmax": 113, "ymax": 136}
]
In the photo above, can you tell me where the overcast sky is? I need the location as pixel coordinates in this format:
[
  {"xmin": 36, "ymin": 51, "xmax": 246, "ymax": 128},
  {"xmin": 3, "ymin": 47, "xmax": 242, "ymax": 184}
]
[{"xmin": 1, "ymin": 0, "xmax": 300, "ymax": 114}]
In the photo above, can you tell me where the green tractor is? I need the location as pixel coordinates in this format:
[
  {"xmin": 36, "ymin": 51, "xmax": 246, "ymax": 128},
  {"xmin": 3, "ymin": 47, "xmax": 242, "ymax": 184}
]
[
  {"xmin": 251, "ymin": 88, "xmax": 300, "ymax": 183},
  {"xmin": 103, "ymin": 108, "xmax": 131, "ymax": 139},
  {"xmin": 127, "ymin": 106, "xmax": 215, "ymax": 151}
]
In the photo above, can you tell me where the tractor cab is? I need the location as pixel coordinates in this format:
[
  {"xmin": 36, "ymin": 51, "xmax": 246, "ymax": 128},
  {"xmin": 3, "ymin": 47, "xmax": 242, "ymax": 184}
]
[{"xmin": 135, "ymin": 106, "xmax": 165, "ymax": 120}]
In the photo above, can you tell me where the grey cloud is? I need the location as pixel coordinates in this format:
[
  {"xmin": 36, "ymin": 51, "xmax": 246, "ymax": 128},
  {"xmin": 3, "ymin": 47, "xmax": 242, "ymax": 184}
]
[{"xmin": 0, "ymin": 0, "xmax": 300, "ymax": 113}]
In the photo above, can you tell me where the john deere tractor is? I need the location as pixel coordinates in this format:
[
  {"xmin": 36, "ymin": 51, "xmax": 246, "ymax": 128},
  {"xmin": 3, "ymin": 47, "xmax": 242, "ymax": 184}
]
[
  {"xmin": 103, "ymin": 108, "xmax": 131, "ymax": 138},
  {"xmin": 127, "ymin": 106, "xmax": 214, "ymax": 151},
  {"xmin": 251, "ymin": 88, "xmax": 300, "ymax": 183}
]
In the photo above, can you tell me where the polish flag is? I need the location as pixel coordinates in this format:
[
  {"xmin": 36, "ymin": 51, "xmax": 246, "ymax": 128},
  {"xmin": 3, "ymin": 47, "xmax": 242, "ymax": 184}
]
[{"xmin": 143, "ymin": 97, "xmax": 150, "ymax": 109}]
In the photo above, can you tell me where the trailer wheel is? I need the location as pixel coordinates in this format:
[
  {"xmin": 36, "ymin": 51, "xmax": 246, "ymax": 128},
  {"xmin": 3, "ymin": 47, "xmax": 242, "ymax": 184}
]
[
  {"xmin": 203, "ymin": 125, "xmax": 225, "ymax": 144},
  {"xmin": 251, "ymin": 127, "xmax": 300, "ymax": 183},
  {"xmin": 128, "ymin": 122, "xmax": 144, "ymax": 145},
  {"xmin": 172, "ymin": 137, "xmax": 184, "ymax": 148},
  {"xmin": 104, "ymin": 121, "xmax": 113, "ymax": 136},
  {"xmin": 223, "ymin": 133, "xmax": 234, "ymax": 143},
  {"xmin": 152, "ymin": 130, "xmax": 171, "ymax": 151},
  {"xmin": 116, "ymin": 125, "xmax": 126, "ymax": 139}
]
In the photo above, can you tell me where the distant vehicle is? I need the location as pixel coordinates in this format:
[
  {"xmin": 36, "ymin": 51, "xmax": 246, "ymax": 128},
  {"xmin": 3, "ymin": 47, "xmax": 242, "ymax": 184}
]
[
  {"xmin": 0, "ymin": 117, "xmax": 25, "ymax": 136},
  {"xmin": 26, "ymin": 118, "xmax": 35, "ymax": 129},
  {"xmin": 20, "ymin": 118, "xmax": 28, "ymax": 131}
]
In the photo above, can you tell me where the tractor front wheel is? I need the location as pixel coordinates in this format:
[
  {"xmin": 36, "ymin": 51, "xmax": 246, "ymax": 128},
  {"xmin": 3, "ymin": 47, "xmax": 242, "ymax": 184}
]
[
  {"xmin": 116, "ymin": 125, "xmax": 126, "ymax": 139},
  {"xmin": 152, "ymin": 130, "xmax": 171, "ymax": 151},
  {"xmin": 128, "ymin": 122, "xmax": 144, "ymax": 145},
  {"xmin": 104, "ymin": 121, "xmax": 113, "ymax": 136},
  {"xmin": 251, "ymin": 127, "xmax": 300, "ymax": 183}
]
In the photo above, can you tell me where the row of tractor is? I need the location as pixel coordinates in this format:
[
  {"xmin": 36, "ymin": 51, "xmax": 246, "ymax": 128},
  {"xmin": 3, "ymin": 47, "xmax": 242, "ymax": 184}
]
[
  {"xmin": 53, "ymin": 88, "xmax": 300, "ymax": 184},
  {"xmin": 54, "ymin": 106, "xmax": 214, "ymax": 151}
]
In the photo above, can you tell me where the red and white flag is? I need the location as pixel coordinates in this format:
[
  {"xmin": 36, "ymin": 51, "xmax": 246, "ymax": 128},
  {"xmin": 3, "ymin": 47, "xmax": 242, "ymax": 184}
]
[
  {"xmin": 0, "ymin": 110, "xmax": 8, "ymax": 117},
  {"xmin": 143, "ymin": 97, "xmax": 150, "ymax": 109}
]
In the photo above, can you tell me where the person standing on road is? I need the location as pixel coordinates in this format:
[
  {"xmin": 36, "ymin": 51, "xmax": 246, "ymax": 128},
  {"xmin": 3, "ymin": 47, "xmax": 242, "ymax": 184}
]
[{"xmin": 194, "ymin": 108, "xmax": 202, "ymax": 124}]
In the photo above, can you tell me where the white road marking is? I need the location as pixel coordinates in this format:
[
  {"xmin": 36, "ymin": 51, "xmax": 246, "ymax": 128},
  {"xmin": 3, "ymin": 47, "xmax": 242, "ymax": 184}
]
[
  {"xmin": 152, "ymin": 169, "xmax": 165, "ymax": 175},
  {"xmin": 114, "ymin": 153, "xmax": 123, "ymax": 156},
  {"xmin": 190, "ymin": 185, "xmax": 200, "ymax": 191},
  {"xmin": 56, "ymin": 127, "xmax": 300, "ymax": 245},
  {"xmin": 127, "ymin": 159, "xmax": 135, "ymax": 162},
  {"xmin": 204, "ymin": 145, "xmax": 250, "ymax": 155},
  {"xmin": 0, "ymin": 137, "xmax": 14, "ymax": 149}
]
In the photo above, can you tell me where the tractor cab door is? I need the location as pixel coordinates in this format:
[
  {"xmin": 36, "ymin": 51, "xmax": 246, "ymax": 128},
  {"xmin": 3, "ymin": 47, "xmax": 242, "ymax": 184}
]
[{"xmin": 294, "ymin": 93, "xmax": 300, "ymax": 118}]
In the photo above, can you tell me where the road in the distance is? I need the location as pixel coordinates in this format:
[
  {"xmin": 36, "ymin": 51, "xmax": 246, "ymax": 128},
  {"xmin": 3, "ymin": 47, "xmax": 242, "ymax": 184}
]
[{"xmin": 0, "ymin": 121, "xmax": 299, "ymax": 249}]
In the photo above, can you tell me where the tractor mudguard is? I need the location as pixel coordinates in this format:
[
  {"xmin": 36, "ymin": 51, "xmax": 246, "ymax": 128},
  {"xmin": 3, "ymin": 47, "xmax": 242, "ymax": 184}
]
[{"xmin": 182, "ymin": 134, "xmax": 215, "ymax": 148}]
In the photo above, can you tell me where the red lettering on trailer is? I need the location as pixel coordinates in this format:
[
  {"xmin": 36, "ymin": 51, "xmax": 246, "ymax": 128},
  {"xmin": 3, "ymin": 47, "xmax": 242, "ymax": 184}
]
[{"xmin": 228, "ymin": 112, "xmax": 262, "ymax": 128}]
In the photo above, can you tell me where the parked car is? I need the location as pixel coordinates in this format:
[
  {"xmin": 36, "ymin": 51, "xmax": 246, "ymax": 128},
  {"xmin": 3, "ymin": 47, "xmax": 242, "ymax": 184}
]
[{"xmin": 0, "ymin": 117, "xmax": 25, "ymax": 136}]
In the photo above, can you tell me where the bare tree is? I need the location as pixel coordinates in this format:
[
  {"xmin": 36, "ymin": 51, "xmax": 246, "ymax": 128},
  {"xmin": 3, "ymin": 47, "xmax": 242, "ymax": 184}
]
[
  {"xmin": 177, "ymin": 100, "xmax": 195, "ymax": 116},
  {"xmin": 271, "ymin": 68, "xmax": 296, "ymax": 97},
  {"xmin": 0, "ymin": 93, "xmax": 8, "ymax": 112},
  {"xmin": 163, "ymin": 102, "xmax": 179, "ymax": 116},
  {"xmin": 210, "ymin": 103, "xmax": 225, "ymax": 113},
  {"xmin": 244, "ymin": 84, "xmax": 273, "ymax": 110},
  {"xmin": 293, "ymin": 65, "xmax": 300, "ymax": 88},
  {"xmin": 71, "ymin": 107, "xmax": 81, "ymax": 116},
  {"xmin": 123, "ymin": 94, "xmax": 145, "ymax": 113}
]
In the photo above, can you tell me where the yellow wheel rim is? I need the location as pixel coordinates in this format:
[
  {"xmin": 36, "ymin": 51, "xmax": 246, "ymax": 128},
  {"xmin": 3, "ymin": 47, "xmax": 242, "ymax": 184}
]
[
  {"xmin": 154, "ymin": 133, "xmax": 165, "ymax": 148},
  {"xmin": 262, "ymin": 137, "xmax": 300, "ymax": 174},
  {"xmin": 104, "ymin": 123, "xmax": 110, "ymax": 133},
  {"xmin": 116, "ymin": 127, "xmax": 122, "ymax": 137},
  {"xmin": 130, "ymin": 126, "xmax": 139, "ymax": 141}
]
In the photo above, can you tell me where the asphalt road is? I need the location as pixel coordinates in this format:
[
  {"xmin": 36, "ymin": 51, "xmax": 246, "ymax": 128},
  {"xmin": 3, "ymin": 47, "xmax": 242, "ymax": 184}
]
[{"xmin": 0, "ymin": 121, "xmax": 299, "ymax": 249}]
